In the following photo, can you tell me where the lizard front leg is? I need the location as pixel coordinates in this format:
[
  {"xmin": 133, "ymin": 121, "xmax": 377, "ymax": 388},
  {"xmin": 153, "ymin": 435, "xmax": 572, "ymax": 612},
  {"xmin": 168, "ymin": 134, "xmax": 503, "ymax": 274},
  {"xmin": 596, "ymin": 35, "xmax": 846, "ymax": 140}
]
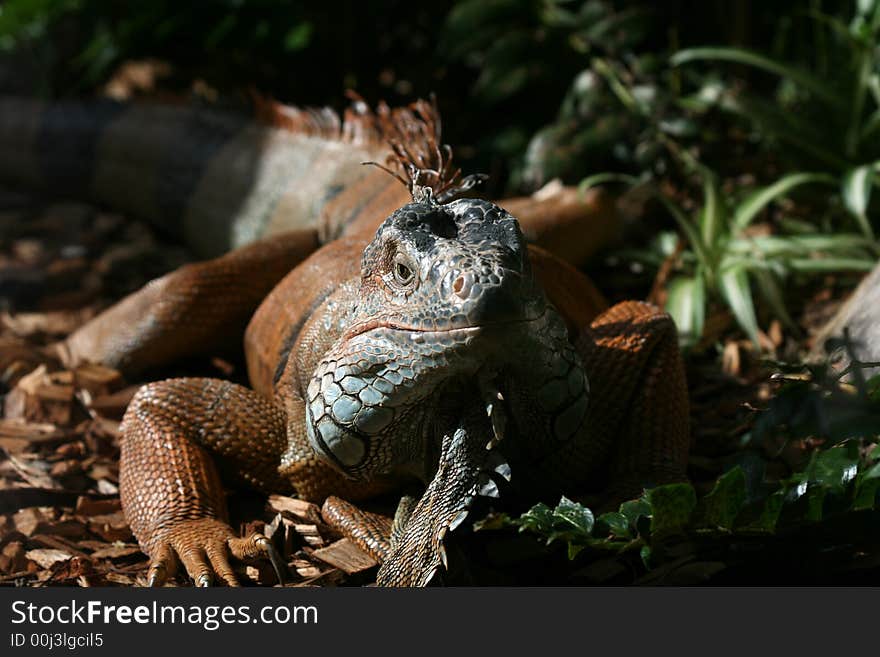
[
  {"xmin": 121, "ymin": 376, "xmax": 395, "ymax": 586},
  {"xmin": 120, "ymin": 377, "xmax": 291, "ymax": 586},
  {"xmin": 322, "ymin": 403, "xmax": 505, "ymax": 587},
  {"xmin": 576, "ymin": 300, "xmax": 690, "ymax": 502},
  {"xmin": 55, "ymin": 228, "xmax": 318, "ymax": 377}
]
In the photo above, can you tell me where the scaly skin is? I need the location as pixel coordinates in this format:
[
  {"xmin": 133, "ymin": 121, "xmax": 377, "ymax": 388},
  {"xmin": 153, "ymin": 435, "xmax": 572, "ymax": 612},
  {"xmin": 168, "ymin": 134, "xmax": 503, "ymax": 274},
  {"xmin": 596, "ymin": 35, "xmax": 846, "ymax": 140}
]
[{"xmin": 114, "ymin": 197, "xmax": 688, "ymax": 587}]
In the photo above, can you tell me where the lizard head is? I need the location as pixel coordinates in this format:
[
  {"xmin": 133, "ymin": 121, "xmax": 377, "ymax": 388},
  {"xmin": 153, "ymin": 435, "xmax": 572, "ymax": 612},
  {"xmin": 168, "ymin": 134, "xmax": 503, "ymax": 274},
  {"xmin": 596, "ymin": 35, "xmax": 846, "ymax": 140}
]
[{"xmin": 304, "ymin": 197, "xmax": 558, "ymax": 480}]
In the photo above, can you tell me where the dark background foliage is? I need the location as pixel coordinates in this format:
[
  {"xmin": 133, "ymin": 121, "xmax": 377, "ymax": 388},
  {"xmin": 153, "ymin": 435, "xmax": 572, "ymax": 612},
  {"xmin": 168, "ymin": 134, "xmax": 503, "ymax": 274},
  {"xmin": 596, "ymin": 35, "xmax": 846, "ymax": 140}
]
[{"xmin": 0, "ymin": 0, "xmax": 863, "ymax": 192}]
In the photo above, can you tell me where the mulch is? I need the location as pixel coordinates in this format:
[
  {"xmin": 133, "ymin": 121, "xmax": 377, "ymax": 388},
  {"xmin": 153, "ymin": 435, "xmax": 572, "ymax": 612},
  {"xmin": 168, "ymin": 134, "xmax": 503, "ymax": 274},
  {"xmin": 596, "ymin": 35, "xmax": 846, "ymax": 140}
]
[{"xmin": 0, "ymin": 187, "xmax": 377, "ymax": 586}]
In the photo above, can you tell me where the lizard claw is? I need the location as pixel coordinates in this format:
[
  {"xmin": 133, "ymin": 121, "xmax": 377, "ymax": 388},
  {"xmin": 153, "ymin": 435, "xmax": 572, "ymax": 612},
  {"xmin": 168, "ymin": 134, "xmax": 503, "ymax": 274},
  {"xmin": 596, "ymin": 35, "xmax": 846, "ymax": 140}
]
[
  {"xmin": 144, "ymin": 520, "xmax": 286, "ymax": 587},
  {"xmin": 145, "ymin": 543, "xmax": 175, "ymax": 587},
  {"xmin": 255, "ymin": 535, "xmax": 287, "ymax": 585},
  {"xmin": 147, "ymin": 568, "xmax": 164, "ymax": 587},
  {"xmin": 228, "ymin": 533, "xmax": 288, "ymax": 586}
]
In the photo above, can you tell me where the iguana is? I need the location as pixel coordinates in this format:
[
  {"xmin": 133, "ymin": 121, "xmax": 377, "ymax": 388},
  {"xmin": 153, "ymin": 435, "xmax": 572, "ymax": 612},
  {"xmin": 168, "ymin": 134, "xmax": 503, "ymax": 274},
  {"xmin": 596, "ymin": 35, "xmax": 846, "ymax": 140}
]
[{"xmin": 0, "ymin": 95, "xmax": 689, "ymax": 586}]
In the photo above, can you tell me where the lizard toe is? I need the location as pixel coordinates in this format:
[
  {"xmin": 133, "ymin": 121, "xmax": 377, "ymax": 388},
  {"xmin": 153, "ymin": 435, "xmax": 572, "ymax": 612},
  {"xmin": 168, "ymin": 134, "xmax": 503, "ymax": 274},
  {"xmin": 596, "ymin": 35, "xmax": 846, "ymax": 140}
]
[
  {"xmin": 146, "ymin": 542, "xmax": 178, "ymax": 587},
  {"xmin": 207, "ymin": 542, "xmax": 241, "ymax": 587},
  {"xmin": 145, "ymin": 518, "xmax": 252, "ymax": 587},
  {"xmin": 228, "ymin": 533, "xmax": 287, "ymax": 585},
  {"xmin": 175, "ymin": 543, "xmax": 214, "ymax": 587}
]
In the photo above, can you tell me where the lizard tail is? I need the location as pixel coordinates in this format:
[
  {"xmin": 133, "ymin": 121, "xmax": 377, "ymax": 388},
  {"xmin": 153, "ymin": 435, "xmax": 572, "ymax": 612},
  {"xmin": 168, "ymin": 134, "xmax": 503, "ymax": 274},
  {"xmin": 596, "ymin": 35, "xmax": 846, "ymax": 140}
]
[{"xmin": 0, "ymin": 95, "xmax": 403, "ymax": 257}]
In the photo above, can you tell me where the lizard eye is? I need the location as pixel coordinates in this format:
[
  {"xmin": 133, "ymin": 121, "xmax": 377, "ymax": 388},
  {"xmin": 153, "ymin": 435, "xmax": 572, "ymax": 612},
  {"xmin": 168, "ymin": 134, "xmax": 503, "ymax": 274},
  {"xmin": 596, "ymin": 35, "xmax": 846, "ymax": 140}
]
[{"xmin": 393, "ymin": 253, "xmax": 416, "ymax": 286}]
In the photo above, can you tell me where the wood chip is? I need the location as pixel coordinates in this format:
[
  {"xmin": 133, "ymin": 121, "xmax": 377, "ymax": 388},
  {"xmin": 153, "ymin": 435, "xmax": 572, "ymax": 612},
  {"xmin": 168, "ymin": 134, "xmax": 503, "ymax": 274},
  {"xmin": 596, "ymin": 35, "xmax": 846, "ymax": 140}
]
[
  {"xmin": 31, "ymin": 519, "xmax": 88, "ymax": 539},
  {"xmin": 0, "ymin": 307, "xmax": 94, "ymax": 337},
  {"xmin": 293, "ymin": 569, "xmax": 344, "ymax": 587},
  {"xmin": 0, "ymin": 418, "xmax": 67, "ymax": 442},
  {"xmin": 311, "ymin": 538, "xmax": 378, "ymax": 575},
  {"xmin": 6, "ymin": 369, "xmax": 77, "ymax": 425},
  {"xmin": 87, "ymin": 386, "xmax": 138, "ymax": 420},
  {"xmin": 87, "ymin": 512, "xmax": 132, "ymax": 542},
  {"xmin": 89, "ymin": 544, "xmax": 141, "ymax": 560},
  {"xmin": 47, "ymin": 556, "xmax": 94, "ymax": 583},
  {"xmin": 95, "ymin": 480, "xmax": 119, "ymax": 495},
  {"xmin": 25, "ymin": 548, "xmax": 70, "ymax": 569},
  {"xmin": 267, "ymin": 494, "xmax": 323, "ymax": 523},
  {"xmin": 16, "ymin": 365, "xmax": 50, "ymax": 396},
  {"xmin": 49, "ymin": 459, "xmax": 82, "ymax": 479},
  {"xmin": 105, "ymin": 572, "xmax": 134, "ymax": 585},
  {"xmin": 13, "ymin": 507, "xmax": 45, "ymax": 536},
  {"xmin": 4, "ymin": 452, "xmax": 59, "ymax": 489},
  {"xmin": 722, "ymin": 341, "xmax": 741, "ymax": 377},
  {"xmin": 245, "ymin": 565, "xmax": 261, "ymax": 583},
  {"xmin": 73, "ymin": 363, "xmax": 124, "ymax": 396},
  {"xmin": 0, "ymin": 541, "xmax": 27, "ymax": 574},
  {"xmin": 75, "ymin": 496, "xmax": 120, "ymax": 516},
  {"xmin": 294, "ymin": 565, "xmax": 323, "ymax": 578},
  {"xmin": 292, "ymin": 523, "xmax": 324, "ymax": 547},
  {"xmin": 0, "ymin": 487, "xmax": 81, "ymax": 513},
  {"xmin": 29, "ymin": 534, "xmax": 90, "ymax": 559}
]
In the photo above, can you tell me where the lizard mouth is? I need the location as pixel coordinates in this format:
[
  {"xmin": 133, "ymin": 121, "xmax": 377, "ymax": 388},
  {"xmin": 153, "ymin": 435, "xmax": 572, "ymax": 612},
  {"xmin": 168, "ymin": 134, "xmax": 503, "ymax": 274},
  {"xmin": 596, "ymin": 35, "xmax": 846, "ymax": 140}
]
[{"xmin": 342, "ymin": 311, "xmax": 547, "ymax": 342}]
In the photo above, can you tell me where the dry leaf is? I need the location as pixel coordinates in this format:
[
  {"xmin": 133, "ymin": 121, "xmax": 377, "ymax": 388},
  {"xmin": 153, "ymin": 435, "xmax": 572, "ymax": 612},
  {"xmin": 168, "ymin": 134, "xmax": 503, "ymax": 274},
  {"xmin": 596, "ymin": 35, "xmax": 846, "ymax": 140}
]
[{"xmin": 26, "ymin": 548, "xmax": 71, "ymax": 569}]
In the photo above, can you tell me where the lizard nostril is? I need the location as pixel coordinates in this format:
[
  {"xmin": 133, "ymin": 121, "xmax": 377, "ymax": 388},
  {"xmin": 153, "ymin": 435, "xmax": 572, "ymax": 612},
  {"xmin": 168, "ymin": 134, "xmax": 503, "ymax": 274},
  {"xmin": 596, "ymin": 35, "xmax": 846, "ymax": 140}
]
[{"xmin": 452, "ymin": 276, "xmax": 464, "ymax": 295}]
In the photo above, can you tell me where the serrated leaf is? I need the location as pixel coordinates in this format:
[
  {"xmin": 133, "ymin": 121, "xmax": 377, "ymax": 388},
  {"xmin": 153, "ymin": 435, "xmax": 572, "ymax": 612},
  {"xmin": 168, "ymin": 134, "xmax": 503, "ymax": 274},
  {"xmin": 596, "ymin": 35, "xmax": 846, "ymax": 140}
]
[
  {"xmin": 804, "ymin": 442, "xmax": 860, "ymax": 495},
  {"xmin": 595, "ymin": 512, "xmax": 632, "ymax": 539},
  {"xmin": 727, "ymin": 451, "xmax": 769, "ymax": 504},
  {"xmin": 647, "ymin": 483, "xmax": 697, "ymax": 537},
  {"xmin": 619, "ymin": 497, "xmax": 652, "ymax": 526},
  {"xmin": 702, "ymin": 467, "xmax": 748, "ymax": 530},
  {"xmin": 552, "ymin": 496, "xmax": 595, "ymax": 536},
  {"xmin": 806, "ymin": 487, "xmax": 828, "ymax": 522},
  {"xmin": 853, "ymin": 474, "xmax": 880, "ymax": 510},
  {"xmin": 741, "ymin": 489, "xmax": 786, "ymax": 533},
  {"xmin": 472, "ymin": 513, "xmax": 513, "ymax": 532},
  {"xmin": 516, "ymin": 502, "xmax": 554, "ymax": 534},
  {"xmin": 567, "ymin": 543, "xmax": 586, "ymax": 560}
]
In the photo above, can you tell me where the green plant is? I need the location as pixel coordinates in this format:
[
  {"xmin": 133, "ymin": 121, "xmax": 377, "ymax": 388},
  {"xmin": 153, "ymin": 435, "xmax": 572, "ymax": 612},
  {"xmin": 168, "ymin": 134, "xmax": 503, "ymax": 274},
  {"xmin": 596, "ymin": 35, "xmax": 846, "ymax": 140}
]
[
  {"xmin": 589, "ymin": 168, "xmax": 876, "ymax": 347},
  {"xmin": 496, "ymin": 441, "xmax": 880, "ymax": 564},
  {"xmin": 672, "ymin": 0, "xmax": 880, "ymax": 239}
]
